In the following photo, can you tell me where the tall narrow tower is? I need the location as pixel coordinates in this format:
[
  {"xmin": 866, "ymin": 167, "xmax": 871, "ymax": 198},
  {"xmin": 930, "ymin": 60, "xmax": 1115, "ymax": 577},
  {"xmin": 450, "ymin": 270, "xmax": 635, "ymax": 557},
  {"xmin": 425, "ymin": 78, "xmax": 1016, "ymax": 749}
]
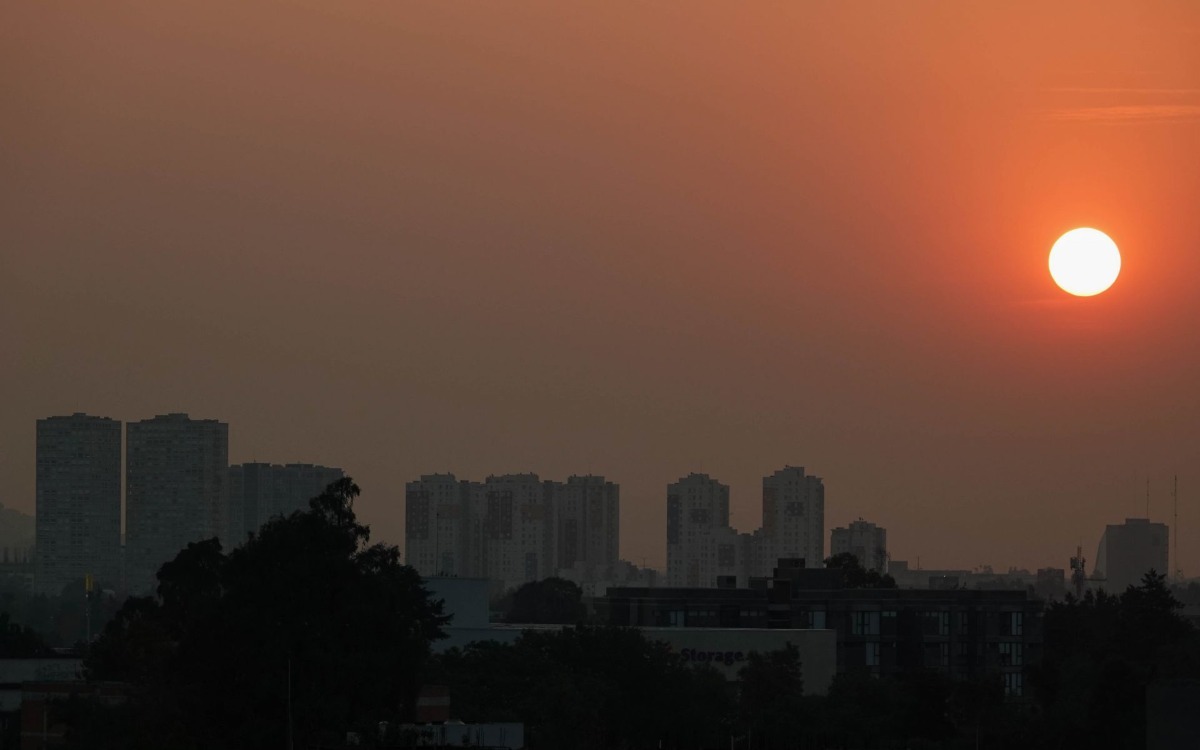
[
  {"xmin": 761, "ymin": 466, "xmax": 825, "ymax": 575},
  {"xmin": 35, "ymin": 414, "xmax": 122, "ymax": 595},
  {"xmin": 125, "ymin": 413, "xmax": 228, "ymax": 595}
]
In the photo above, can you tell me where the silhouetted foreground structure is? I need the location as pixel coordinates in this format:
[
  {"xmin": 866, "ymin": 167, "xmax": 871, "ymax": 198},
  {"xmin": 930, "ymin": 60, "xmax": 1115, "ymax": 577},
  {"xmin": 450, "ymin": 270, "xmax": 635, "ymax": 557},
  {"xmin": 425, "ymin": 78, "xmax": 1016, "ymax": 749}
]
[
  {"xmin": 603, "ymin": 560, "xmax": 1041, "ymax": 696},
  {"xmin": 6, "ymin": 478, "xmax": 1200, "ymax": 748}
]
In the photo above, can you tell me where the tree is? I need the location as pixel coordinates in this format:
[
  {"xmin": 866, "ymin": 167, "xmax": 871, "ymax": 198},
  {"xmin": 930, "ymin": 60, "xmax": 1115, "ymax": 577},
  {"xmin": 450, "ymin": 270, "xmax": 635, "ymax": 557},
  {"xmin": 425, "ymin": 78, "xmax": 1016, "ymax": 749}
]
[
  {"xmin": 0, "ymin": 610, "xmax": 51, "ymax": 657},
  {"xmin": 503, "ymin": 577, "xmax": 587, "ymax": 624},
  {"xmin": 737, "ymin": 644, "xmax": 806, "ymax": 748},
  {"xmin": 824, "ymin": 552, "xmax": 897, "ymax": 589},
  {"xmin": 1029, "ymin": 570, "xmax": 1200, "ymax": 749},
  {"xmin": 76, "ymin": 478, "xmax": 448, "ymax": 748},
  {"xmin": 431, "ymin": 626, "xmax": 734, "ymax": 749}
]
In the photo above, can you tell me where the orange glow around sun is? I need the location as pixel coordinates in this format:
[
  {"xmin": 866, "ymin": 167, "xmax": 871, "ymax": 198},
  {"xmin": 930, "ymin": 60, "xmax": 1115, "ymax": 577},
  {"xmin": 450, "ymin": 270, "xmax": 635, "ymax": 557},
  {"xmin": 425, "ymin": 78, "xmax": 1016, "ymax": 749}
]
[{"xmin": 1048, "ymin": 228, "xmax": 1121, "ymax": 297}]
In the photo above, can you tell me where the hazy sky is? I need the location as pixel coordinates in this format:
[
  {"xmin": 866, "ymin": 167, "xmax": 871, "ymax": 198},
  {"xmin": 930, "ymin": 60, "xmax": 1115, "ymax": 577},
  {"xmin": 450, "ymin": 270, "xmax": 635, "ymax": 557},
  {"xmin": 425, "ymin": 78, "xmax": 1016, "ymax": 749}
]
[{"xmin": 5, "ymin": 2, "xmax": 1200, "ymax": 573}]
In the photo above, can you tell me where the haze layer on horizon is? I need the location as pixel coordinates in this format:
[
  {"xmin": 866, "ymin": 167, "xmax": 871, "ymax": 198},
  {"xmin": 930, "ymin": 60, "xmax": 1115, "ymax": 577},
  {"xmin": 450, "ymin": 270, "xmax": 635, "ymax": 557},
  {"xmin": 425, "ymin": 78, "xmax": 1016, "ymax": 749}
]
[{"xmin": 4, "ymin": 2, "xmax": 1200, "ymax": 573}]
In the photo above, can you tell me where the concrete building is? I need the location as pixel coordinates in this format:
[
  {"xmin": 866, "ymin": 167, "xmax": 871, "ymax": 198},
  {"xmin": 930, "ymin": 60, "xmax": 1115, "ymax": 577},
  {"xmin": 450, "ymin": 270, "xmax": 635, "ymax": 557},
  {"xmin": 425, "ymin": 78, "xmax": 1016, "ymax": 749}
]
[
  {"xmin": 830, "ymin": 519, "xmax": 887, "ymax": 572},
  {"xmin": 665, "ymin": 467, "xmax": 826, "ymax": 588},
  {"xmin": 666, "ymin": 473, "xmax": 746, "ymax": 587},
  {"xmin": 482, "ymin": 474, "xmax": 556, "ymax": 590},
  {"xmin": 761, "ymin": 466, "xmax": 825, "ymax": 576},
  {"xmin": 406, "ymin": 474, "xmax": 476, "ymax": 577},
  {"xmin": 602, "ymin": 560, "xmax": 1043, "ymax": 698},
  {"xmin": 228, "ymin": 462, "xmax": 344, "ymax": 545},
  {"xmin": 405, "ymin": 473, "xmax": 620, "ymax": 593},
  {"xmin": 125, "ymin": 414, "xmax": 228, "ymax": 595},
  {"xmin": 34, "ymin": 414, "xmax": 122, "ymax": 595},
  {"xmin": 424, "ymin": 576, "xmax": 837, "ymax": 693},
  {"xmin": 555, "ymin": 475, "xmax": 619, "ymax": 575},
  {"xmin": 1094, "ymin": 517, "xmax": 1169, "ymax": 593}
]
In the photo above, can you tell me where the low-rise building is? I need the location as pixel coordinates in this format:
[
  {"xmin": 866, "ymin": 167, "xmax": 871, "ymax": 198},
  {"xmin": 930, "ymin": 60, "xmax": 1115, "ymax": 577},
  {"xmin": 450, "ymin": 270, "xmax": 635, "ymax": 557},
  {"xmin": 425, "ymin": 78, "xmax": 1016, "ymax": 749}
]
[{"xmin": 600, "ymin": 561, "xmax": 1043, "ymax": 698}]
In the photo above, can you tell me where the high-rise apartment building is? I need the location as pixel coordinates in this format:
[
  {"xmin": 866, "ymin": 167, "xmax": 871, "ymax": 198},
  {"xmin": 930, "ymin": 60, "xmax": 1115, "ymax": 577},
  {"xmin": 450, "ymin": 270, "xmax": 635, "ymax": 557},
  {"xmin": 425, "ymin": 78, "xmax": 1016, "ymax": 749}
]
[
  {"xmin": 228, "ymin": 463, "xmax": 344, "ymax": 545},
  {"xmin": 761, "ymin": 466, "xmax": 825, "ymax": 574},
  {"xmin": 125, "ymin": 413, "xmax": 228, "ymax": 594},
  {"xmin": 666, "ymin": 473, "xmax": 753, "ymax": 587},
  {"xmin": 34, "ymin": 414, "xmax": 122, "ymax": 595},
  {"xmin": 405, "ymin": 474, "xmax": 475, "ymax": 577},
  {"xmin": 404, "ymin": 473, "xmax": 619, "ymax": 592},
  {"xmin": 830, "ymin": 519, "xmax": 887, "ymax": 572},
  {"xmin": 662, "ymin": 466, "xmax": 827, "ymax": 588},
  {"xmin": 483, "ymin": 473, "xmax": 556, "ymax": 589},
  {"xmin": 1094, "ymin": 517, "xmax": 1168, "ymax": 593},
  {"xmin": 556, "ymin": 475, "xmax": 619, "ymax": 575}
]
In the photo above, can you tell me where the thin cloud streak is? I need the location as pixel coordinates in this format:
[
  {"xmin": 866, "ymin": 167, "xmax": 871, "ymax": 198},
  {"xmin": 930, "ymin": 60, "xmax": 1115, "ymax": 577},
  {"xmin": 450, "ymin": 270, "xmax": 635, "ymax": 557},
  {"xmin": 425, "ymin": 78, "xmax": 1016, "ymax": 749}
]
[
  {"xmin": 1045, "ymin": 105, "xmax": 1200, "ymax": 122},
  {"xmin": 1041, "ymin": 87, "xmax": 1200, "ymax": 95}
]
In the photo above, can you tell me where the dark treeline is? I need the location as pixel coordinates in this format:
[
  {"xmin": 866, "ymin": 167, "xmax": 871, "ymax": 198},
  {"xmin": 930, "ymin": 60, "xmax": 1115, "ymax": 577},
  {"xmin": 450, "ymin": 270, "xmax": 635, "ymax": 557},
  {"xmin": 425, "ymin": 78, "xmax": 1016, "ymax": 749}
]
[
  {"xmin": 0, "ymin": 576, "xmax": 123, "ymax": 649},
  {"xmin": 2, "ymin": 480, "xmax": 1199, "ymax": 748}
]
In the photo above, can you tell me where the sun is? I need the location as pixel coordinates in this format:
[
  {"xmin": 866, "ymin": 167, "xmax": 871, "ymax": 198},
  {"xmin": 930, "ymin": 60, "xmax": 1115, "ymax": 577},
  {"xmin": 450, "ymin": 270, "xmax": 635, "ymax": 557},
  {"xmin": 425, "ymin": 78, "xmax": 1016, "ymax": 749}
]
[{"xmin": 1049, "ymin": 228, "xmax": 1121, "ymax": 297}]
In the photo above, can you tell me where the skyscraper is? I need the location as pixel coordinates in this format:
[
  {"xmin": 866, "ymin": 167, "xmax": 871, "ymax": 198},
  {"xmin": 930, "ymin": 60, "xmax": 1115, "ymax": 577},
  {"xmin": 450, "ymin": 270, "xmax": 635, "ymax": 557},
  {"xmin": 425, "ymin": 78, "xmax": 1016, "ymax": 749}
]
[
  {"xmin": 405, "ymin": 473, "xmax": 474, "ymax": 577},
  {"xmin": 830, "ymin": 519, "xmax": 887, "ymax": 572},
  {"xmin": 228, "ymin": 462, "xmax": 344, "ymax": 545},
  {"xmin": 404, "ymin": 472, "xmax": 618, "ymax": 592},
  {"xmin": 125, "ymin": 413, "xmax": 228, "ymax": 594},
  {"xmin": 482, "ymin": 473, "xmax": 555, "ymax": 590},
  {"xmin": 761, "ymin": 466, "xmax": 825, "ymax": 574},
  {"xmin": 556, "ymin": 475, "xmax": 619, "ymax": 575},
  {"xmin": 34, "ymin": 414, "xmax": 122, "ymax": 595},
  {"xmin": 666, "ymin": 473, "xmax": 751, "ymax": 587},
  {"xmin": 1093, "ymin": 517, "xmax": 1169, "ymax": 593}
]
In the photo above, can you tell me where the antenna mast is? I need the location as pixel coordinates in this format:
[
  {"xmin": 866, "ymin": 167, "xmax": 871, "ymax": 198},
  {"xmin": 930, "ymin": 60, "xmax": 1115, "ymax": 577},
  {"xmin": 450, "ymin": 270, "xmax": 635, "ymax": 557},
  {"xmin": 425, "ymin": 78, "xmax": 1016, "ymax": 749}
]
[
  {"xmin": 1174, "ymin": 475, "xmax": 1180, "ymax": 581},
  {"xmin": 1146, "ymin": 477, "xmax": 1150, "ymax": 519}
]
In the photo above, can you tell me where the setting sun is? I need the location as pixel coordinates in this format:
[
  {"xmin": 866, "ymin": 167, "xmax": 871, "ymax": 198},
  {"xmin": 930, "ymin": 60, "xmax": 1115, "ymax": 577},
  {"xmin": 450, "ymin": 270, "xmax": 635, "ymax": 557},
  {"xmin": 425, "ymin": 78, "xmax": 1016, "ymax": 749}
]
[{"xmin": 1049, "ymin": 228, "xmax": 1121, "ymax": 297}]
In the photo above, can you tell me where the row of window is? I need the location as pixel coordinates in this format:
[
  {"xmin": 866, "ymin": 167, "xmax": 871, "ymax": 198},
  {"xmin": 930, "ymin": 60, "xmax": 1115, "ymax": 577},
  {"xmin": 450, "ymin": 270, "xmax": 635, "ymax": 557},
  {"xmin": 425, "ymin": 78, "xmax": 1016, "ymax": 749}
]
[{"xmin": 840, "ymin": 610, "xmax": 1024, "ymax": 637}]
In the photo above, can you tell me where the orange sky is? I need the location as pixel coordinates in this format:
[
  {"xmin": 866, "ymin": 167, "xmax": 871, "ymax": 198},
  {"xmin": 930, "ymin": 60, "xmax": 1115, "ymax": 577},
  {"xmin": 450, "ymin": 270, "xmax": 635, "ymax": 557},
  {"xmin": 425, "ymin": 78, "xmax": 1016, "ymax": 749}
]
[{"xmin": 4, "ymin": 2, "xmax": 1200, "ymax": 573}]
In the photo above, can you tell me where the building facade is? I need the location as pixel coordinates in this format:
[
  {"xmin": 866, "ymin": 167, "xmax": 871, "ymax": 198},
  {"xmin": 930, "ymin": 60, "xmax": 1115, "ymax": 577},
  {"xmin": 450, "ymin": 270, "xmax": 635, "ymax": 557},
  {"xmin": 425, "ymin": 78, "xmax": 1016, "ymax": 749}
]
[
  {"xmin": 664, "ymin": 467, "xmax": 825, "ymax": 588},
  {"xmin": 228, "ymin": 462, "xmax": 344, "ymax": 545},
  {"xmin": 666, "ymin": 473, "xmax": 747, "ymax": 587},
  {"xmin": 761, "ymin": 466, "xmax": 825, "ymax": 575},
  {"xmin": 1094, "ymin": 517, "xmax": 1169, "ymax": 593},
  {"xmin": 602, "ymin": 562, "xmax": 1042, "ymax": 698},
  {"xmin": 556, "ymin": 475, "xmax": 619, "ymax": 575},
  {"xmin": 404, "ymin": 473, "xmax": 621, "ymax": 592},
  {"xmin": 34, "ymin": 414, "xmax": 122, "ymax": 595},
  {"xmin": 405, "ymin": 474, "xmax": 475, "ymax": 577},
  {"xmin": 830, "ymin": 519, "xmax": 887, "ymax": 572},
  {"xmin": 125, "ymin": 414, "xmax": 228, "ymax": 594}
]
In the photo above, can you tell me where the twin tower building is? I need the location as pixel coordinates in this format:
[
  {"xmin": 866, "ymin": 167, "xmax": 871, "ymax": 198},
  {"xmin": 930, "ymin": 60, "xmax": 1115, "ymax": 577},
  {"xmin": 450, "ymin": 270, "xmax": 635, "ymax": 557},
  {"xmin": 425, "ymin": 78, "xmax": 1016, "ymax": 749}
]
[
  {"xmin": 405, "ymin": 466, "xmax": 826, "ymax": 594},
  {"xmin": 35, "ymin": 413, "xmax": 342, "ymax": 597}
]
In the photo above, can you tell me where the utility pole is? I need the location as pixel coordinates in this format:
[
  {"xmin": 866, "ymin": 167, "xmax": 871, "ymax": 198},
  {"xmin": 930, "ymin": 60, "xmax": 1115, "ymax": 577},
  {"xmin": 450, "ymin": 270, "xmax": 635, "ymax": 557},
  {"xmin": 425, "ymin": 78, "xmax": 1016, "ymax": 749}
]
[
  {"xmin": 287, "ymin": 656, "xmax": 294, "ymax": 750},
  {"xmin": 1174, "ymin": 475, "xmax": 1181, "ymax": 581}
]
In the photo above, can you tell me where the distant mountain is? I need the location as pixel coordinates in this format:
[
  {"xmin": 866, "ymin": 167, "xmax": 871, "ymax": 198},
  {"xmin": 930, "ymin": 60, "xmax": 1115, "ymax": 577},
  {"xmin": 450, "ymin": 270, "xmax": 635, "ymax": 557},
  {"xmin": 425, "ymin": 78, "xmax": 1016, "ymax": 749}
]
[{"xmin": 0, "ymin": 502, "xmax": 35, "ymax": 550}]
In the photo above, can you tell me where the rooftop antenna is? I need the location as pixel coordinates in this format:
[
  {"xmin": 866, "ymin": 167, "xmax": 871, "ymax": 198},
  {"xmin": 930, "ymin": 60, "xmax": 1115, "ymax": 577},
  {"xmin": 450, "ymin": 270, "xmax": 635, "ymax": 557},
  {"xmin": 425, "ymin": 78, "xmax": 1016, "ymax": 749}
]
[{"xmin": 1174, "ymin": 475, "xmax": 1180, "ymax": 581}]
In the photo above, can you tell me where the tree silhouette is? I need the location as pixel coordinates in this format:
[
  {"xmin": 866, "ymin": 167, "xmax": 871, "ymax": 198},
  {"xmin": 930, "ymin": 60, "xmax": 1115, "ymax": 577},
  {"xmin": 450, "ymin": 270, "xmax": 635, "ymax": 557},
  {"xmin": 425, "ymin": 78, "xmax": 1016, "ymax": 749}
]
[
  {"xmin": 503, "ymin": 577, "xmax": 587, "ymax": 624},
  {"xmin": 824, "ymin": 552, "xmax": 897, "ymax": 588},
  {"xmin": 76, "ymin": 478, "xmax": 448, "ymax": 748}
]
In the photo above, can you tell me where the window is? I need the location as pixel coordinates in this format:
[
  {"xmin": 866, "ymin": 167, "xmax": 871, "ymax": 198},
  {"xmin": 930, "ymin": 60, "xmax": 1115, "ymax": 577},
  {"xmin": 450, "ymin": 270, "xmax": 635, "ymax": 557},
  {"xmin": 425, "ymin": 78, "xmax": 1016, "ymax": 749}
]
[
  {"xmin": 998, "ymin": 642, "xmax": 1023, "ymax": 667},
  {"xmin": 939, "ymin": 642, "xmax": 950, "ymax": 667},
  {"xmin": 923, "ymin": 611, "xmax": 950, "ymax": 636},
  {"xmin": 852, "ymin": 611, "xmax": 880, "ymax": 636},
  {"xmin": 1000, "ymin": 612, "xmax": 1024, "ymax": 636},
  {"xmin": 865, "ymin": 642, "xmax": 881, "ymax": 666},
  {"xmin": 1003, "ymin": 672, "xmax": 1023, "ymax": 697}
]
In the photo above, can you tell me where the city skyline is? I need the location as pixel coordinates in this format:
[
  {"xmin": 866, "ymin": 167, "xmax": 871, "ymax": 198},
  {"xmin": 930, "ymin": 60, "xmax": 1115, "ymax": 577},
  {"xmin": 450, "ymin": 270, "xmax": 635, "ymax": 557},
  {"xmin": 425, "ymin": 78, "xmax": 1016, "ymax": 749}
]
[
  {"xmin": 5, "ymin": 2, "xmax": 1200, "ymax": 577},
  {"xmin": 15, "ymin": 412, "xmax": 1188, "ymax": 584}
]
